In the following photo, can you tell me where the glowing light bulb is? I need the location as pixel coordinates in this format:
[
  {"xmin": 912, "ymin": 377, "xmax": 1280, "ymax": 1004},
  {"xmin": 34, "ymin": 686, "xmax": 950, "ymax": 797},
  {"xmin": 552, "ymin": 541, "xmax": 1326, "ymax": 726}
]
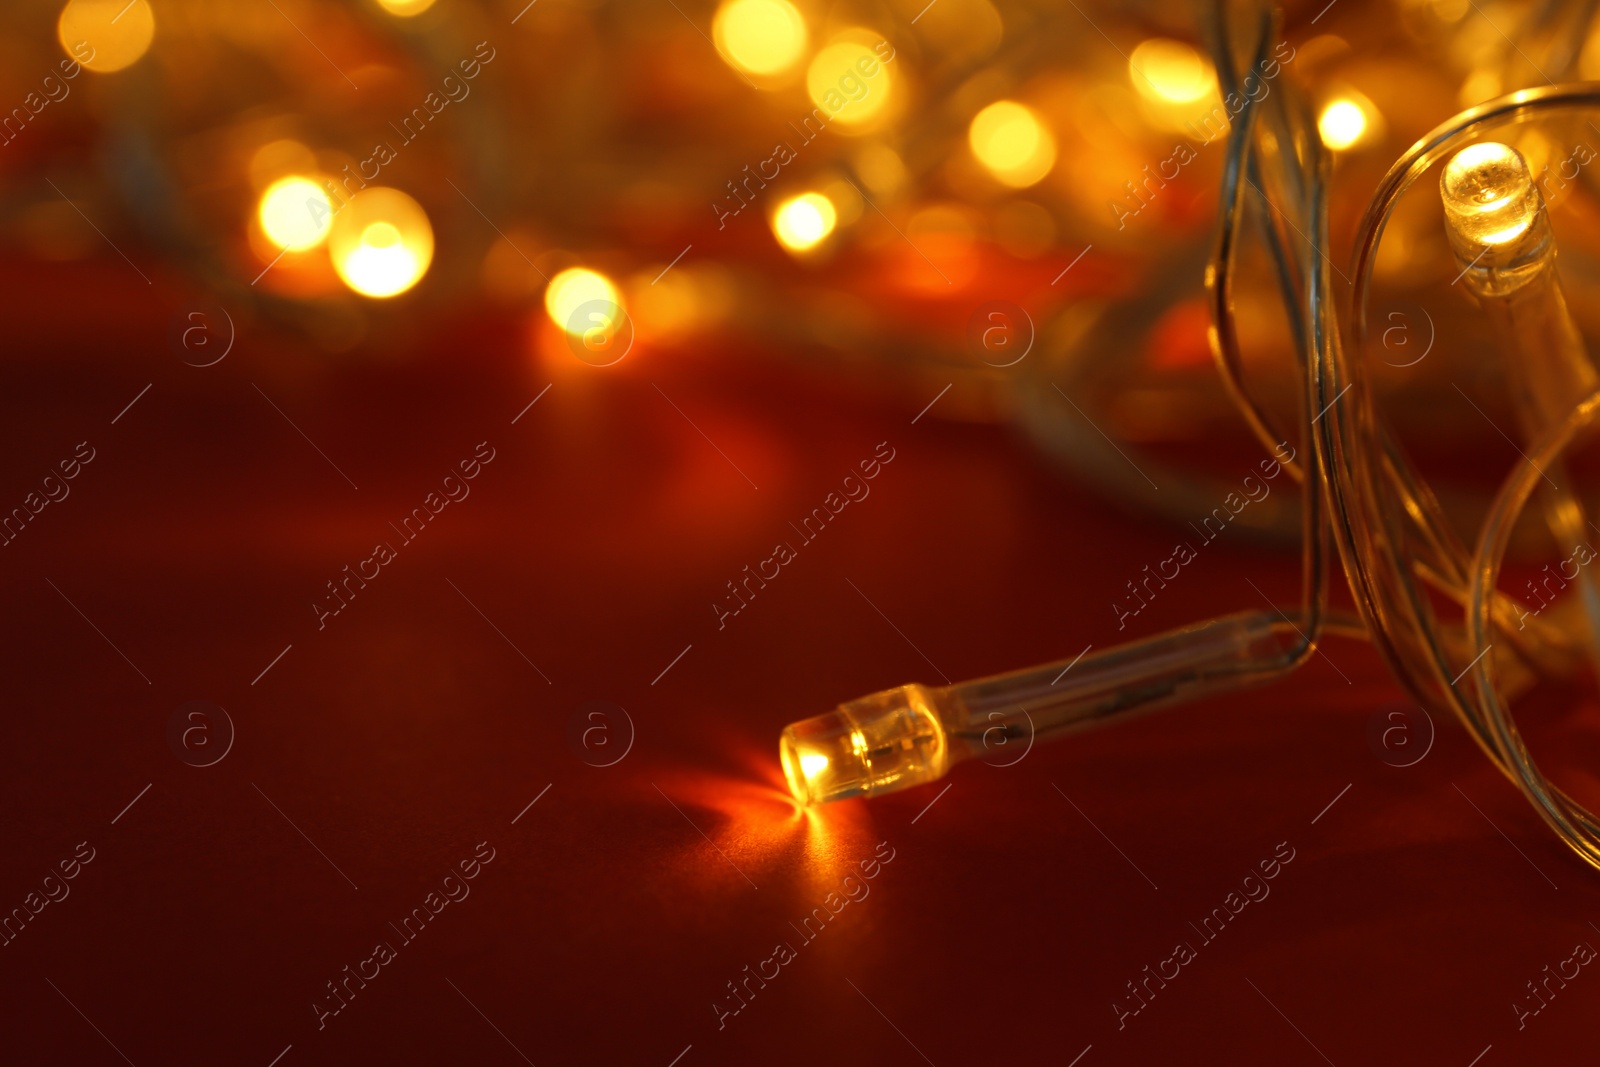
[
  {"xmin": 713, "ymin": 0, "xmax": 807, "ymax": 76},
  {"xmin": 968, "ymin": 101, "xmax": 1057, "ymax": 188},
  {"xmin": 544, "ymin": 268, "xmax": 622, "ymax": 336},
  {"xmin": 1129, "ymin": 38, "xmax": 1215, "ymax": 104},
  {"xmin": 806, "ymin": 33, "xmax": 892, "ymax": 128},
  {"xmin": 1318, "ymin": 99, "xmax": 1368, "ymax": 151},
  {"xmin": 772, "ymin": 193, "xmax": 837, "ymax": 251},
  {"xmin": 376, "ymin": 0, "xmax": 438, "ymax": 15},
  {"xmin": 780, "ymin": 685, "xmax": 950, "ymax": 806},
  {"xmin": 1441, "ymin": 142, "xmax": 1552, "ymax": 296},
  {"xmin": 1443, "ymin": 143, "xmax": 1541, "ymax": 248},
  {"xmin": 58, "ymin": 0, "xmax": 155, "ymax": 74},
  {"xmin": 328, "ymin": 188, "xmax": 433, "ymax": 298},
  {"xmin": 258, "ymin": 177, "xmax": 334, "ymax": 252}
]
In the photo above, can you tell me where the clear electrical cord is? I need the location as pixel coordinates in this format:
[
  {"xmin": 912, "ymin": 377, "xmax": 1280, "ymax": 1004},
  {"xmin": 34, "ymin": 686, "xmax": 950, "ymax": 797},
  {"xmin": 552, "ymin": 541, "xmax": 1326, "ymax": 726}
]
[{"xmin": 780, "ymin": 0, "xmax": 1600, "ymax": 874}]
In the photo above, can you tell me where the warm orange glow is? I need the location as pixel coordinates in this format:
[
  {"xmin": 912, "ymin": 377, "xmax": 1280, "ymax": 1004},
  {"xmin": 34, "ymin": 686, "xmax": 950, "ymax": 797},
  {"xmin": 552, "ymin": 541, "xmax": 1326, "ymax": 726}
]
[
  {"xmin": 545, "ymin": 268, "xmax": 623, "ymax": 336},
  {"xmin": 329, "ymin": 188, "xmax": 434, "ymax": 298},
  {"xmin": 376, "ymin": 0, "xmax": 438, "ymax": 15},
  {"xmin": 806, "ymin": 33, "xmax": 892, "ymax": 129},
  {"xmin": 1129, "ymin": 38, "xmax": 1216, "ymax": 104},
  {"xmin": 713, "ymin": 0, "xmax": 807, "ymax": 76},
  {"xmin": 772, "ymin": 193, "xmax": 838, "ymax": 251},
  {"xmin": 258, "ymin": 177, "xmax": 334, "ymax": 252},
  {"xmin": 968, "ymin": 101, "xmax": 1057, "ymax": 188},
  {"xmin": 58, "ymin": 0, "xmax": 155, "ymax": 73},
  {"xmin": 1318, "ymin": 98, "xmax": 1368, "ymax": 150}
]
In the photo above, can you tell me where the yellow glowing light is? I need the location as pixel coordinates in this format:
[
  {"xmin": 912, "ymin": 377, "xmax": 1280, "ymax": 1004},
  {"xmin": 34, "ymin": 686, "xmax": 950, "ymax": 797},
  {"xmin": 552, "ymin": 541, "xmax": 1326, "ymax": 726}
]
[
  {"xmin": 328, "ymin": 188, "xmax": 433, "ymax": 298},
  {"xmin": 968, "ymin": 101, "xmax": 1057, "ymax": 188},
  {"xmin": 855, "ymin": 142, "xmax": 907, "ymax": 194},
  {"xmin": 544, "ymin": 268, "xmax": 623, "ymax": 336},
  {"xmin": 1318, "ymin": 99, "xmax": 1368, "ymax": 150},
  {"xmin": 58, "ymin": 0, "xmax": 155, "ymax": 74},
  {"xmin": 258, "ymin": 177, "xmax": 334, "ymax": 252},
  {"xmin": 713, "ymin": 0, "xmax": 808, "ymax": 76},
  {"xmin": 1442, "ymin": 142, "xmax": 1541, "ymax": 248},
  {"xmin": 1460, "ymin": 69, "xmax": 1501, "ymax": 108},
  {"xmin": 772, "ymin": 193, "xmax": 838, "ymax": 251},
  {"xmin": 799, "ymin": 752, "xmax": 830, "ymax": 778},
  {"xmin": 249, "ymin": 140, "xmax": 319, "ymax": 191},
  {"xmin": 376, "ymin": 0, "xmax": 438, "ymax": 15},
  {"xmin": 806, "ymin": 34, "xmax": 892, "ymax": 128},
  {"xmin": 1129, "ymin": 38, "xmax": 1216, "ymax": 104}
]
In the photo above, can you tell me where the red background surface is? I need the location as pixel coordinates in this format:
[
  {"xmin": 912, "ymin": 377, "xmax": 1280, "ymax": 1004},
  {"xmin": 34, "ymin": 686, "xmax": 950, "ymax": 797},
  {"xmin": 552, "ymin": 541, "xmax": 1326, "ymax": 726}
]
[{"xmin": 2, "ymin": 258, "xmax": 1598, "ymax": 1067}]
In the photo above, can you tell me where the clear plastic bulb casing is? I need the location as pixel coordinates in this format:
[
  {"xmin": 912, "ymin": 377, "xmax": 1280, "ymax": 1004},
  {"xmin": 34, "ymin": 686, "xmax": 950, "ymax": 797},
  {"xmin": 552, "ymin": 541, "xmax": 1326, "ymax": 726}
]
[
  {"xmin": 781, "ymin": 613, "xmax": 1294, "ymax": 806},
  {"xmin": 1441, "ymin": 141, "xmax": 1552, "ymax": 295}
]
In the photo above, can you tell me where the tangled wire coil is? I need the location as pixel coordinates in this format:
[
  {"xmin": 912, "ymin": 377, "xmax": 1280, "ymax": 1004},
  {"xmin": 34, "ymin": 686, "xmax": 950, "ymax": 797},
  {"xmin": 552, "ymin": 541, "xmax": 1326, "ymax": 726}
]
[{"xmin": 1209, "ymin": 1, "xmax": 1600, "ymax": 870}]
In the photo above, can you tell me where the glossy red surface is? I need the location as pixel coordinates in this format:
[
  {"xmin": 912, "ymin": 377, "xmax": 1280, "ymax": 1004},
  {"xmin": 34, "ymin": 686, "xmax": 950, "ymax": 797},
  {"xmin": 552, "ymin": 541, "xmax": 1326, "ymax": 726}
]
[{"xmin": 3, "ymin": 259, "xmax": 1598, "ymax": 1067}]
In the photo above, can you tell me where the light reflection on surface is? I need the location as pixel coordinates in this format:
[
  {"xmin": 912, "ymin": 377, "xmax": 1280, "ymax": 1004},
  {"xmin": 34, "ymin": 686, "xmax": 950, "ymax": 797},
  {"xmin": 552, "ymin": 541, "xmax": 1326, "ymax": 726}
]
[{"xmin": 649, "ymin": 741, "xmax": 882, "ymax": 897}]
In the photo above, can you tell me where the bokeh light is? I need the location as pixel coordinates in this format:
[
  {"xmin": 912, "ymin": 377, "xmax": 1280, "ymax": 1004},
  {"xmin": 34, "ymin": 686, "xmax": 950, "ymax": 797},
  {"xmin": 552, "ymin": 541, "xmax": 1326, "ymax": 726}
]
[
  {"xmin": 249, "ymin": 140, "xmax": 320, "ymax": 191},
  {"xmin": 1318, "ymin": 100, "xmax": 1367, "ymax": 149},
  {"xmin": 58, "ymin": 0, "xmax": 156, "ymax": 74},
  {"xmin": 855, "ymin": 143, "xmax": 907, "ymax": 194},
  {"xmin": 772, "ymin": 193, "xmax": 838, "ymax": 251},
  {"xmin": 545, "ymin": 268, "xmax": 622, "ymax": 337},
  {"xmin": 968, "ymin": 101, "xmax": 1057, "ymax": 188},
  {"xmin": 1128, "ymin": 38, "xmax": 1216, "ymax": 104},
  {"xmin": 376, "ymin": 0, "xmax": 439, "ymax": 15},
  {"xmin": 713, "ymin": 0, "xmax": 808, "ymax": 76},
  {"xmin": 806, "ymin": 34, "xmax": 892, "ymax": 128},
  {"xmin": 328, "ymin": 188, "xmax": 434, "ymax": 298},
  {"xmin": 258, "ymin": 177, "xmax": 334, "ymax": 252}
]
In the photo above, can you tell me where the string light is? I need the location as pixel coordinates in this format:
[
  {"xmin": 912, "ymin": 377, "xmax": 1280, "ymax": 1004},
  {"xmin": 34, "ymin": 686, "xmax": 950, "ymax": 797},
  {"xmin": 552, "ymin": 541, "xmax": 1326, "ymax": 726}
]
[
  {"xmin": 1318, "ymin": 98, "xmax": 1370, "ymax": 150},
  {"xmin": 713, "ymin": 0, "xmax": 808, "ymax": 77},
  {"xmin": 57, "ymin": 0, "xmax": 155, "ymax": 74},
  {"xmin": 258, "ymin": 177, "xmax": 334, "ymax": 252},
  {"xmin": 1128, "ymin": 38, "xmax": 1216, "ymax": 104},
  {"xmin": 1441, "ymin": 142, "xmax": 1543, "ymax": 254},
  {"xmin": 806, "ymin": 33, "xmax": 893, "ymax": 129},
  {"xmin": 771, "ymin": 192, "xmax": 837, "ymax": 251},
  {"xmin": 968, "ymin": 101, "xmax": 1057, "ymax": 188},
  {"xmin": 328, "ymin": 189, "xmax": 433, "ymax": 299},
  {"xmin": 375, "ymin": 0, "xmax": 439, "ymax": 15},
  {"xmin": 544, "ymin": 268, "xmax": 622, "ymax": 337}
]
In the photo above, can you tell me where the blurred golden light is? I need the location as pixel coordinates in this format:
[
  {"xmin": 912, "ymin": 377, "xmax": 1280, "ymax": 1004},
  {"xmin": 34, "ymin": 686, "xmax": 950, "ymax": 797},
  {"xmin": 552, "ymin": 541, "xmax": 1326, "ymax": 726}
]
[
  {"xmin": 713, "ymin": 0, "xmax": 807, "ymax": 76},
  {"xmin": 631, "ymin": 267, "xmax": 700, "ymax": 337},
  {"xmin": 1460, "ymin": 68, "xmax": 1501, "ymax": 107},
  {"xmin": 1318, "ymin": 98, "xmax": 1369, "ymax": 150},
  {"xmin": 968, "ymin": 101, "xmax": 1057, "ymax": 188},
  {"xmin": 993, "ymin": 200, "xmax": 1057, "ymax": 259},
  {"xmin": 258, "ymin": 177, "xmax": 334, "ymax": 252},
  {"xmin": 545, "ymin": 268, "xmax": 622, "ymax": 336},
  {"xmin": 328, "ymin": 188, "xmax": 433, "ymax": 298},
  {"xmin": 772, "ymin": 193, "xmax": 837, "ymax": 251},
  {"xmin": 820, "ymin": 177, "xmax": 864, "ymax": 225},
  {"xmin": 806, "ymin": 34, "xmax": 892, "ymax": 128},
  {"xmin": 58, "ymin": 0, "xmax": 155, "ymax": 74},
  {"xmin": 249, "ymin": 140, "xmax": 319, "ymax": 191},
  {"xmin": 1575, "ymin": 22, "xmax": 1600, "ymax": 81},
  {"xmin": 1129, "ymin": 38, "xmax": 1215, "ymax": 104},
  {"xmin": 376, "ymin": 0, "xmax": 438, "ymax": 15},
  {"xmin": 855, "ymin": 143, "xmax": 907, "ymax": 194}
]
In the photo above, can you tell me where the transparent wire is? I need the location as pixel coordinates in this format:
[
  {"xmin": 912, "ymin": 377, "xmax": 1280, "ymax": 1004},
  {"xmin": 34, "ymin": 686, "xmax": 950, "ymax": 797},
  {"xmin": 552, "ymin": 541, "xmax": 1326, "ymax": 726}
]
[{"xmin": 784, "ymin": 1, "xmax": 1600, "ymax": 874}]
